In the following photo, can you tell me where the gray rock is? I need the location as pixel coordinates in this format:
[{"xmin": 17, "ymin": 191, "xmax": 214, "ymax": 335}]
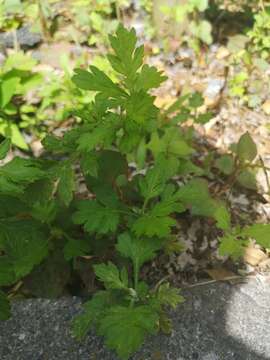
[
  {"xmin": 0, "ymin": 25, "xmax": 42, "ymax": 49},
  {"xmin": 0, "ymin": 279, "xmax": 270, "ymax": 360},
  {"xmin": 204, "ymin": 78, "xmax": 226, "ymax": 99}
]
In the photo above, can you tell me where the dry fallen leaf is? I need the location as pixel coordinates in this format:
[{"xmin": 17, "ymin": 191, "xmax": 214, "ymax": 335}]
[
  {"xmin": 205, "ymin": 267, "xmax": 236, "ymax": 281},
  {"xmin": 244, "ymin": 246, "xmax": 268, "ymax": 266},
  {"xmin": 258, "ymin": 258, "xmax": 270, "ymax": 271},
  {"xmin": 262, "ymin": 100, "xmax": 270, "ymax": 115},
  {"xmin": 154, "ymin": 95, "xmax": 175, "ymax": 109},
  {"xmin": 216, "ymin": 46, "xmax": 230, "ymax": 60}
]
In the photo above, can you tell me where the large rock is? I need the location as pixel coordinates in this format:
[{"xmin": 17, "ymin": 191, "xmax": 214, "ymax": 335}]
[
  {"xmin": 0, "ymin": 278, "xmax": 270, "ymax": 359},
  {"xmin": 0, "ymin": 25, "xmax": 42, "ymax": 49}
]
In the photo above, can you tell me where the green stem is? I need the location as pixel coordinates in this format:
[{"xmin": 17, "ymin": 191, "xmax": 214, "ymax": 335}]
[
  {"xmin": 115, "ymin": 3, "xmax": 121, "ymax": 21},
  {"xmin": 142, "ymin": 198, "xmax": 149, "ymax": 214},
  {"xmin": 247, "ymin": 163, "xmax": 270, "ymax": 172},
  {"xmin": 133, "ymin": 260, "xmax": 139, "ymax": 292}
]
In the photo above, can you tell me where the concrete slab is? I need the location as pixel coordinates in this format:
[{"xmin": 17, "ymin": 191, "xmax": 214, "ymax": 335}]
[{"xmin": 0, "ymin": 278, "xmax": 270, "ymax": 360}]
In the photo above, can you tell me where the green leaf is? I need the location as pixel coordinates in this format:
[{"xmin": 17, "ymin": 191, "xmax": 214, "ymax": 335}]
[
  {"xmin": 0, "ymin": 138, "xmax": 11, "ymax": 160},
  {"xmin": 0, "ymin": 219, "xmax": 48, "ymax": 279},
  {"xmin": 0, "ymin": 257, "xmax": 15, "ymax": 286},
  {"xmin": 116, "ymin": 233, "xmax": 163, "ymax": 269},
  {"xmin": 42, "ymin": 135, "xmax": 66, "ymax": 153},
  {"xmin": 0, "ymin": 76, "xmax": 20, "ymax": 108},
  {"xmin": 135, "ymin": 65, "xmax": 167, "ymax": 91},
  {"xmin": 0, "ymin": 122, "xmax": 28, "ymax": 150},
  {"xmin": 95, "ymin": 150, "xmax": 128, "ymax": 185},
  {"xmin": 177, "ymin": 179, "xmax": 230, "ymax": 229},
  {"xmin": 72, "ymin": 291, "xmax": 112, "ymax": 339},
  {"xmin": 197, "ymin": 20, "xmax": 213, "ymax": 44},
  {"xmin": 237, "ymin": 170, "xmax": 257, "ymax": 190},
  {"xmin": 215, "ymin": 155, "xmax": 235, "ymax": 175},
  {"xmin": 148, "ymin": 132, "xmax": 167, "ymax": 158},
  {"xmin": 148, "ymin": 129, "xmax": 193, "ymax": 159},
  {"xmin": 80, "ymin": 153, "xmax": 98, "ymax": 177},
  {"xmin": 189, "ymin": 92, "xmax": 204, "ymax": 108},
  {"xmin": 0, "ymin": 157, "xmax": 45, "ymax": 195},
  {"xmin": 0, "ymin": 291, "xmax": 11, "ymax": 321},
  {"xmin": 219, "ymin": 234, "xmax": 247, "ymax": 260},
  {"xmin": 214, "ymin": 204, "xmax": 231, "ymax": 231},
  {"xmin": 133, "ymin": 214, "xmax": 176, "ymax": 238},
  {"xmin": 139, "ymin": 165, "xmax": 166, "ymax": 201},
  {"xmin": 152, "ymin": 193, "xmax": 186, "ymax": 216},
  {"xmin": 72, "ymin": 66, "xmax": 125, "ymax": 99},
  {"xmin": 72, "ymin": 200, "xmax": 120, "ymax": 234},
  {"xmin": 94, "ymin": 262, "xmax": 128, "ymax": 290},
  {"xmin": 195, "ymin": 112, "xmax": 213, "ymax": 124},
  {"xmin": 0, "ymin": 157, "xmax": 44, "ymax": 183},
  {"xmin": 77, "ymin": 118, "xmax": 118, "ymax": 152},
  {"xmin": 98, "ymin": 305, "xmax": 158, "ymax": 360},
  {"xmin": 237, "ymin": 132, "xmax": 257, "ymax": 162},
  {"xmin": 57, "ymin": 161, "xmax": 75, "ymax": 206},
  {"xmin": 190, "ymin": 0, "xmax": 209, "ymax": 11},
  {"xmin": 108, "ymin": 25, "xmax": 144, "ymax": 84},
  {"xmin": 125, "ymin": 91, "xmax": 158, "ymax": 125},
  {"xmin": 31, "ymin": 201, "xmax": 57, "ymax": 224},
  {"xmin": 242, "ymin": 224, "xmax": 270, "ymax": 249},
  {"xmin": 63, "ymin": 238, "xmax": 91, "ymax": 261},
  {"xmin": 156, "ymin": 283, "xmax": 184, "ymax": 309}
]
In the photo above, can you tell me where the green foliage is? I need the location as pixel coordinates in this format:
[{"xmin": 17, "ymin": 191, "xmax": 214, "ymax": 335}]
[
  {"xmin": 227, "ymin": 7, "xmax": 270, "ymax": 107},
  {"xmin": 160, "ymin": 0, "xmax": 213, "ymax": 50},
  {"xmin": 215, "ymin": 131, "xmax": 262, "ymax": 191},
  {"xmin": 0, "ymin": 52, "xmax": 43, "ymax": 149},
  {"xmin": 72, "ymin": 232, "xmax": 183, "ymax": 359},
  {"xmin": 0, "ymin": 24, "xmax": 269, "ymax": 360},
  {"xmin": 0, "ymin": 290, "xmax": 10, "ymax": 320},
  {"xmin": 219, "ymin": 223, "xmax": 270, "ymax": 259},
  {"xmin": 248, "ymin": 9, "xmax": 270, "ymax": 59}
]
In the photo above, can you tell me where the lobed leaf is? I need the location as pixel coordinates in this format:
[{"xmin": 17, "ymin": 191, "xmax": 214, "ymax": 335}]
[
  {"xmin": 98, "ymin": 305, "xmax": 158, "ymax": 360},
  {"xmin": 72, "ymin": 200, "xmax": 121, "ymax": 234}
]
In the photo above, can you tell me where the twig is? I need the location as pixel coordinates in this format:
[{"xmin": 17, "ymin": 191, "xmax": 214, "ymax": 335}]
[
  {"xmin": 259, "ymin": 156, "xmax": 270, "ymax": 194},
  {"xmin": 182, "ymin": 274, "xmax": 256, "ymax": 289},
  {"xmin": 259, "ymin": 0, "xmax": 265, "ymax": 12}
]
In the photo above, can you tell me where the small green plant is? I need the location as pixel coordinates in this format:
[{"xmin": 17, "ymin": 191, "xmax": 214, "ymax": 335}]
[
  {"xmin": 248, "ymin": 8, "xmax": 270, "ymax": 59},
  {"xmin": 0, "ymin": 51, "xmax": 43, "ymax": 149},
  {"xmin": 227, "ymin": 32, "xmax": 269, "ymax": 108},
  {"xmin": 0, "ymin": 25, "xmax": 269, "ymax": 359},
  {"xmin": 160, "ymin": 0, "xmax": 213, "ymax": 50},
  {"xmin": 73, "ymin": 236, "xmax": 184, "ymax": 359},
  {"xmin": 215, "ymin": 132, "xmax": 259, "ymax": 190},
  {"xmin": 0, "ymin": 0, "xmax": 24, "ymax": 31}
]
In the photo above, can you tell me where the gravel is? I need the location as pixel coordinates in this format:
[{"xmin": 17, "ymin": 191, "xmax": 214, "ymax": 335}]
[{"xmin": 1, "ymin": 277, "xmax": 270, "ymax": 360}]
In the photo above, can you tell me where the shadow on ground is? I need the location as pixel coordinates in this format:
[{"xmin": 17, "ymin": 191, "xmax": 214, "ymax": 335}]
[{"xmin": 0, "ymin": 278, "xmax": 269, "ymax": 360}]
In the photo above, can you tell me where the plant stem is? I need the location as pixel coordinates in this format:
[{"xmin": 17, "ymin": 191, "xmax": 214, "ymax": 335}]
[
  {"xmin": 259, "ymin": 0, "xmax": 265, "ymax": 12},
  {"xmin": 133, "ymin": 260, "xmax": 139, "ymax": 292},
  {"xmin": 115, "ymin": 3, "xmax": 121, "ymax": 21},
  {"xmin": 259, "ymin": 156, "xmax": 270, "ymax": 193},
  {"xmin": 142, "ymin": 198, "xmax": 149, "ymax": 214}
]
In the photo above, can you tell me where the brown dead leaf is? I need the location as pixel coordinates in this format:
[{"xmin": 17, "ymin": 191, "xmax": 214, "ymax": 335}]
[
  {"xmin": 216, "ymin": 46, "xmax": 230, "ymax": 60},
  {"xmin": 154, "ymin": 96, "xmax": 175, "ymax": 109},
  {"xmin": 244, "ymin": 246, "xmax": 268, "ymax": 266},
  {"xmin": 258, "ymin": 258, "xmax": 270, "ymax": 271},
  {"xmin": 262, "ymin": 100, "xmax": 270, "ymax": 115},
  {"xmin": 205, "ymin": 267, "xmax": 236, "ymax": 281}
]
